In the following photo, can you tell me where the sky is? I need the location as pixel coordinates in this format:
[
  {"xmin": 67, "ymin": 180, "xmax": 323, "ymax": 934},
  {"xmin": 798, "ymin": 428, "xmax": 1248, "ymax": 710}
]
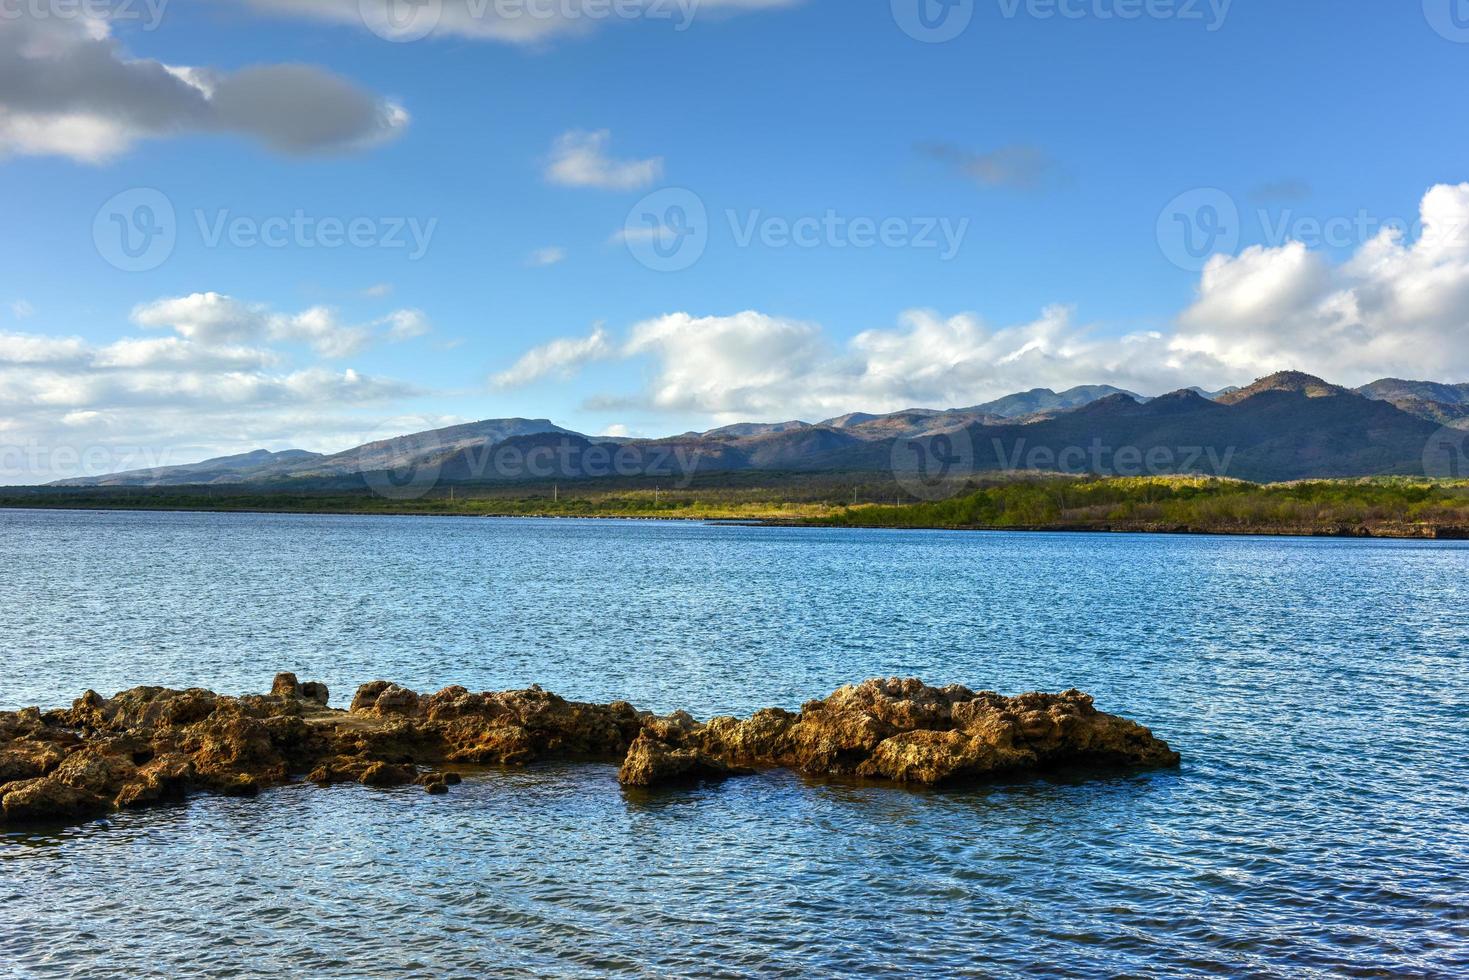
[{"xmin": 3, "ymin": 0, "xmax": 1469, "ymax": 481}]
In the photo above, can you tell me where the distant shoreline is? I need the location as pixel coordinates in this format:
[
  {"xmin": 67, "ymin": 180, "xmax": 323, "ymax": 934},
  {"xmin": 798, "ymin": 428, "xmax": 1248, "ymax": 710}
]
[{"xmin": 2, "ymin": 498, "xmax": 1467, "ymax": 541}]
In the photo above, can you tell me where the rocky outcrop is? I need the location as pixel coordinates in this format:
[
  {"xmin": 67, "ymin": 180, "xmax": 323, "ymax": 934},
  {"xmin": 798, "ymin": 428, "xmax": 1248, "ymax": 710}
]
[{"xmin": 0, "ymin": 674, "xmax": 1179, "ymax": 825}]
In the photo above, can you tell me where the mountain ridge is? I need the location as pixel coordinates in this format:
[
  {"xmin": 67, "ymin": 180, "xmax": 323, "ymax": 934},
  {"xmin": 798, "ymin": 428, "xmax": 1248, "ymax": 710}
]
[{"xmin": 46, "ymin": 374, "xmax": 1469, "ymax": 488}]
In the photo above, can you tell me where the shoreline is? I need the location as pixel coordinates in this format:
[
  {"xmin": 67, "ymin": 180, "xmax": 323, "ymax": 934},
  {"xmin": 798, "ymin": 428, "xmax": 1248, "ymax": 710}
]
[{"xmin": 3, "ymin": 501, "xmax": 1468, "ymax": 541}]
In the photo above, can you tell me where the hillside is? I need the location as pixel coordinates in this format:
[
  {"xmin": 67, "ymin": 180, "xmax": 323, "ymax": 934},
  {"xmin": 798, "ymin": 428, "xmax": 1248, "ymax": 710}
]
[{"xmin": 42, "ymin": 373, "xmax": 1468, "ymax": 489}]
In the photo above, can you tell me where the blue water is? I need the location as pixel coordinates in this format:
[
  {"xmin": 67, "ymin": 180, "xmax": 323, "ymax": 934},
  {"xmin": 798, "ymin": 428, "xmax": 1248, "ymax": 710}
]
[{"xmin": 2, "ymin": 509, "xmax": 1467, "ymax": 977}]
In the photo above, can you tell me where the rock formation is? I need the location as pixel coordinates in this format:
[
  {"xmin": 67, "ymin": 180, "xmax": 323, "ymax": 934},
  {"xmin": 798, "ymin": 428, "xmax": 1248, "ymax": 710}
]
[{"xmin": 0, "ymin": 674, "xmax": 1179, "ymax": 825}]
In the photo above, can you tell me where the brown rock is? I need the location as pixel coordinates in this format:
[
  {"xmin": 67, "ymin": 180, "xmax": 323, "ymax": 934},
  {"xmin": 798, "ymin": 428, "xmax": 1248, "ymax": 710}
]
[
  {"xmin": 0, "ymin": 674, "xmax": 1178, "ymax": 824},
  {"xmin": 618, "ymin": 733, "xmax": 747, "ymax": 787},
  {"xmin": 299, "ymin": 682, "xmax": 330, "ymax": 707},
  {"xmin": 271, "ymin": 673, "xmax": 301, "ymax": 699},
  {"xmin": 359, "ymin": 762, "xmax": 414, "ymax": 787},
  {"xmin": 2, "ymin": 777, "xmax": 109, "ymax": 823}
]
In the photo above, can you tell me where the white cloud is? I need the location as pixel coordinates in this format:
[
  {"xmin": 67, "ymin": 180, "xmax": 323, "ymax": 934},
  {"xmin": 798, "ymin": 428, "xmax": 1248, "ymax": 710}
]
[
  {"xmin": 93, "ymin": 337, "xmax": 278, "ymax": 371},
  {"xmin": 380, "ymin": 309, "xmax": 432, "ymax": 342},
  {"xmin": 528, "ymin": 246, "xmax": 568, "ymax": 267},
  {"xmin": 1173, "ymin": 182, "xmax": 1469, "ymax": 383},
  {"xmin": 591, "ymin": 308, "xmax": 1223, "ymax": 421},
  {"xmin": 0, "ymin": 12, "xmax": 408, "ymax": 163},
  {"xmin": 0, "ymin": 332, "xmax": 90, "ymax": 366},
  {"xmin": 492, "ymin": 324, "xmax": 614, "ymax": 388},
  {"xmin": 0, "ymin": 303, "xmax": 425, "ymax": 484},
  {"xmin": 131, "ymin": 292, "xmax": 430, "ymax": 358},
  {"xmin": 11, "ymin": 300, "xmax": 35, "ymax": 319},
  {"xmin": 545, "ymin": 130, "xmax": 663, "ymax": 191},
  {"xmin": 493, "ymin": 182, "xmax": 1469, "ymax": 423},
  {"xmin": 131, "ymin": 293, "xmax": 268, "ymax": 344},
  {"xmin": 269, "ymin": 307, "xmax": 373, "ymax": 358},
  {"xmin": 240, "ymin": 0, "xmax": 803, "ymax": 44}
]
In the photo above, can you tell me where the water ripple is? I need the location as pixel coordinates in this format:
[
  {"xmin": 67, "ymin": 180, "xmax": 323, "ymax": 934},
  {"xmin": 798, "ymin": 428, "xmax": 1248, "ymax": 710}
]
[{"xmin": 2, "ymin": 512, "xmax": 1468, "ymax": 976}]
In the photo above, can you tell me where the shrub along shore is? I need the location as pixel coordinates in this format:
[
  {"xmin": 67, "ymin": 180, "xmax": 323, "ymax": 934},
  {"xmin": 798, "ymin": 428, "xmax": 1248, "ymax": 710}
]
[{"xmin": 1, "ymin": 476, "xmax": 1467, "ymax": 539}]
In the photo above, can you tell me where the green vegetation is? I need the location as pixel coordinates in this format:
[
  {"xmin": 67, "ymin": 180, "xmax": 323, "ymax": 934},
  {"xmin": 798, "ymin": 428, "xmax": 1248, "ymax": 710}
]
[
  {"xmin": 817, "ymin": 476, "xmax": 1469, "ymax": 536},
  {"xmin": 3, "ymin": 474, "xmax": 1469, "ymax": 538}
]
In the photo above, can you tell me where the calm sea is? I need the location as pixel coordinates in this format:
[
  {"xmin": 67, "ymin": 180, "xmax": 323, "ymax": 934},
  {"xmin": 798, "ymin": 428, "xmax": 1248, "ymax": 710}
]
[{"xmin": 2, "ymin": 509, "xmax": 1467, "ymax": 977}]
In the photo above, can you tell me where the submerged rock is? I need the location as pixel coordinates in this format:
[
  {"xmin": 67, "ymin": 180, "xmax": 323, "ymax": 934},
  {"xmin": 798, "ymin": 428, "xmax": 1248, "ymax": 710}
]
[{"xmin": 0, "ymin": 675, "xmax": 1179, "ymax": 825}]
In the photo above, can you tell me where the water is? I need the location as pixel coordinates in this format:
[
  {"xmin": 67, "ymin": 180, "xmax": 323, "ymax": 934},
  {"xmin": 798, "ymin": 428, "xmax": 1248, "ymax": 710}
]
[{"xmin": 2, "ymin": 509, "xmax": 1467, "ymax": 977}]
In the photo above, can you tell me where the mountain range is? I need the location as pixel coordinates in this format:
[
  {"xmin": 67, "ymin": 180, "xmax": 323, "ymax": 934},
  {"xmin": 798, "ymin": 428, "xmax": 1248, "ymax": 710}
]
[{"xmin": 47, "ymin": 373, "xmax": 1469, "ymax": 489}]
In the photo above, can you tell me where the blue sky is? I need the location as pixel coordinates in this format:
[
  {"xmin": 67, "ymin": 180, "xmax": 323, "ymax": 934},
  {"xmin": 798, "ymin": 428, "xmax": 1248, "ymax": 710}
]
[{"xmin": 3, "ymin": 0, "xmax": 1469, "ymax": 480}]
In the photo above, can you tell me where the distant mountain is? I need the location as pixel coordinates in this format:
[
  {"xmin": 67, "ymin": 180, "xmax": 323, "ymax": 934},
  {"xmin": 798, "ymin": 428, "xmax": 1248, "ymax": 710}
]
[
  {"xmin": 821, "ymin": 412, "xmax": 882, "ymax": 429},
  {"xmin": 1355, "ymin": 378, "xmax": 1469, "ymax": 430},
  {"xmin": 293, "ymin": 418, "xmax": 576, "ymax": 479},
  {"xmin": 50, "ymin": 373, "xmax": 1468, "ymax": 489},
  {"xmin": 703, "ymin": 420, "xmax": 812, "ymax": 439},
  {"xmin": 1217, "ymin": 371, "xmax": 1347, "ymax": 404},
  {"xmin": 941, "ymin": 374, "xmax": 1443, "ymax": 482},
  {"xmin": 50, "ymin": 449, "xmax": 323, "ymax": 488},
  {"xmin": 959, "ymin": 385, "xmax": 1142, "ymax": 418},
  {"xmin": 1356, "ymin": 378, "xmax": 1469, "ymax": 405},
  {"xmin": 52, "ymin": 420, "xmax": 573, "ymax": 488},
  {"xmin": 1187, "ymin": 386, "xmax": 1241, "ymax": 400}
]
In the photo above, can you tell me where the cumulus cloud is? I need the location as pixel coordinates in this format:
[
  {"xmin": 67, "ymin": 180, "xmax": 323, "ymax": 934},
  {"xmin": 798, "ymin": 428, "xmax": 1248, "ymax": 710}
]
[
  {"xmin": 0, "ymin": 296, "xmax": 428, "ymax": 483},
  {"xmin": 545, "ymin": 130, "xmax": 663, "ymax": 191},
  {"xmin": 241, "ymin": 0, "xmax": 803, "ymax": 44},
  {"xmin": 495, "ymin": 183, "xmax": 1469, "ymax": 423},
  {"xmin": 0, "ymin": 12, "xmax": 408, "ymax": 163},
  {"xmin": 131, "ymin": 292, "xmax": 430, "ymax": 358},
  {"xmin": 592, "ymin": 308, "xmax": 1218, "ymax": 421},
  {"xmin": 492, "ymin": 324, "xmax": 614, "ymax": 388},
  {"xmin": 505, "ymin": 307, "xmax": 1205, "ymax": 420},
  {"xmin": 1173, "ymin": 182, "xmax": 1469, "ymax": 383}
]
